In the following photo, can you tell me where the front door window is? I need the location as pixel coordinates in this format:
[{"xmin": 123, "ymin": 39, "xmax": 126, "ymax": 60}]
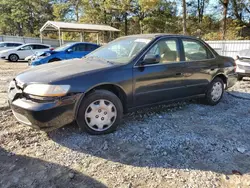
[{"xmin": 145, "ymin": 39, "xmax": 180, "ymax": 64}]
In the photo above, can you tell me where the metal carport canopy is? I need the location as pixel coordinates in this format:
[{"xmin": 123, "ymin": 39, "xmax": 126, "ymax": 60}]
[{"xmin": 40, "ymin": 21, "xmax": 120, "ymax": 45}]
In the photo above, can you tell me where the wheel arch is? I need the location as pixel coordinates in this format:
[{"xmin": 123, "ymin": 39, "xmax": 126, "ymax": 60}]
[
  {"xmin": 212, "ymin": 73, "xmax": 227, "ymax": 87},
  {"xmin": 76, "ymin": 83, "xmax": 128, "ymax": 116},
  {"xmin": 8, "ymin": 53, "xmax": 19, "ymax": 61}
]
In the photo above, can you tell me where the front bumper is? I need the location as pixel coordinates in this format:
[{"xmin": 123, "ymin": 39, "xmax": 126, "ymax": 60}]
[{"xmin": 9, "ymin": 88, "xmax": 83, "ymax": 131}]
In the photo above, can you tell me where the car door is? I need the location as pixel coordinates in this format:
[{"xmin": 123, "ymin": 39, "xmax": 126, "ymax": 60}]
[
  {"xmin": 17, "ymin": 45, "xmax": 33, "ymax": 59},
  {"xmin": 133, "ymin": 37, "xmax": 188, "ymax": 107},
  {"xmin": 65, "ymin": 44, "xmax": 87, "ymax": 59},
  {"xmin": 180, "ymin": 38, "xmax": 217, "ymax": 96},
  {"xmin": 85, "ymin": 44, "xmax": 99, "ymax": 56}
]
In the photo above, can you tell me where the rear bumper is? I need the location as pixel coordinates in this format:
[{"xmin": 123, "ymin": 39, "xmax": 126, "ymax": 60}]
[
  {"xmin": 9, "ymin": 94, "xmax": 83, "ymax": 131},
  {"xmin": 227, "ymin": 73, "xmax": 238, "ymax": 88}
]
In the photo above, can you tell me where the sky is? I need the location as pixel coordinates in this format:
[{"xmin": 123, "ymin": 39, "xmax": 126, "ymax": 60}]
[
  {"xmin": 175, "ymin": 0, "xmax": 250, "ymax": 21},
  {"xmin": 174, "ymin": 0, "xmax": 225, "ymax": 20}
]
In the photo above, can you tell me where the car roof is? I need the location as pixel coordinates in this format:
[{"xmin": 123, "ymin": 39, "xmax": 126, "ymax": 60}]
[
  {"xmin": 19, "ymin": 43, "xmax": 51, "ymax": 47},
  {"xmin": 0, "ymin": 41, "xmax": 23, "ymax": 44},
  {"xmin": 22, "ymin": 43, "xmax": 50, "ymax": 45},
  {"xmin": 120, "ymin": 33, "xmax": 199, "ymax": 40},
  {"xmin": 67, "ymin": 42, "xmax": 99, "ymax": 46}
]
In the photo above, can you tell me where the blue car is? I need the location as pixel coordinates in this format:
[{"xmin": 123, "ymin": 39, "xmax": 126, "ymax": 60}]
[{"xmin": 30, "ymin": 42, "xmax": 100, "ymax": 66}]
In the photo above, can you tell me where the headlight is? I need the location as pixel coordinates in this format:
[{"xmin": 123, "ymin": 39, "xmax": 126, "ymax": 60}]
[
  {"xmin": 24, "ymin": 84, "xmax": 70, "ymax": 97},
  {"xmin": 38, "ymin": 53, "xmax": 51, "ymax": 58},
  {"xmin": 0, "ymin": 52, "xmax": 6, "ymax": 56}
]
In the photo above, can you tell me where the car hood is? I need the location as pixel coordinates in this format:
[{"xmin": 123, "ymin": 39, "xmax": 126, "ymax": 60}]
[
  {"xmin": 16, "ymin": 58, "xmax": 112, "ymax": 85},
  {"xmin": 0, "ymin": 49, "xmax": 13, "ymax": 54},
  {"xmin": 238, "ymin": 49, "xmax": 250, "ymax": 58}
]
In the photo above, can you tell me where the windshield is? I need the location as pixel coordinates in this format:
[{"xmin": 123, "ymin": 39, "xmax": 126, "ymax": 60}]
[
  {"xmin": 86, "ymin": 37, "xmax": 153, "ymax": 64},
  {"xmin": 54, "ymin": 43, "xmax": 72, "ymax": 51}
]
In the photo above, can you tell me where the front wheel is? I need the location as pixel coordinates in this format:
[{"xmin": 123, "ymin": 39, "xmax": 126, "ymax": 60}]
[
  {"xmin": 204, "ymin": 77, "xmax": 224, "ymax": 105},
  {"xmin": 76, "ymin": 90, "xmax": 123, "ymax": 135},
  {"xmin": 8, "ymin": 54, "xmax": 19, "ymax": 62}
]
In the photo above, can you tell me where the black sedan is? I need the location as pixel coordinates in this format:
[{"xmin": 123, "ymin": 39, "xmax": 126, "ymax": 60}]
[{"xmin": 8, "ymin": 34, "xmax": 237, "ymax": 135}]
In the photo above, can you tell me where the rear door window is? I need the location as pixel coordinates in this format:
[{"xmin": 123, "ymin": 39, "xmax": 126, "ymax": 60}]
[
  {"xmin": 86, "ymin": 44, "xmax": 98, "ymax": 51},
  {"xmin": 72, "ymin": 44, "xmax": 86, "ymax": 51},
  {"xmin": 182, "ymin": 39, "xmax": 214, "ymax": 61},
  {"xmin": 33, "ymin": 45, "xmax": 49, "ymax": 49}
]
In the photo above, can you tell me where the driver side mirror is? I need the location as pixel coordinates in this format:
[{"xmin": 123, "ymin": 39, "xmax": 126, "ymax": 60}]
[
  {"xmin": 67, "ymin": 49, "xmax": 73, "ymax": 53},
  {"xmin": 142, "ymin": 54, "xmax": 160, "ymax": 65}
]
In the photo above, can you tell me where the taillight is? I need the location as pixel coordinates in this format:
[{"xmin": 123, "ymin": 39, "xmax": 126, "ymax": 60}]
[
  {"xmin": 50, "ymin": 48, "xmax": 54, "ymax": 51},
  {"xmin": 233, "ymin": 60, "xmax": 237, "ymax": 72}
]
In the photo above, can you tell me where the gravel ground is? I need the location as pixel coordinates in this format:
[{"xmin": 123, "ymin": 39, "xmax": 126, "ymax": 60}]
[{"xmin": 1, "ymin": 60, "xmax": 250, "ymax": 188}]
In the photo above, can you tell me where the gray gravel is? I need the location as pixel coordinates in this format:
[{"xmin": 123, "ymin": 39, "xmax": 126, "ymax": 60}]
[{"xmin": 1, "ymin": 60, "xmax": 250, "ymax": 188}]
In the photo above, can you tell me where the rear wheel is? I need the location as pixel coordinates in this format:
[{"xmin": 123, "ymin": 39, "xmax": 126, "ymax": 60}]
[
  {"xmin": 8, "ymin": 54, "xmax": 19, "ymax": 62},
  {"xmin": 205, "ymin": 77, "xmax": 224, "ymax": 105},
  {"xmin": 76, "ymin": 90, "xmax": 123, "ymax": 135},
  {"xmin": 237, "ymin": 75, "xmax": 243, "ymax": 81}
]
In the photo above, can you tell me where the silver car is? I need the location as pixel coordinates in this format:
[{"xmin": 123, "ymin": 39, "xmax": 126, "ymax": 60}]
[
  {"xmin": 235, "ymin": 49, "xmax": 250, "ymax": 80},
  {"xmin": 0, "ymin": 42, "xmax": 23, "ymax": 51}
]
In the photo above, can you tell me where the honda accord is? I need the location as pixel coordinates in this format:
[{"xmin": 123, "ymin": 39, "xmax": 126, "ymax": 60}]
[{"xmin": 8, "ymin": 34, "xmax": 237, "ymax": 135}]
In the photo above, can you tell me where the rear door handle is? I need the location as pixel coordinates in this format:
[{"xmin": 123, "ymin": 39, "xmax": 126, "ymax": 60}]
[{"xmin": 176, "ymin": 72, "xmax": 183, "ymax": 76}]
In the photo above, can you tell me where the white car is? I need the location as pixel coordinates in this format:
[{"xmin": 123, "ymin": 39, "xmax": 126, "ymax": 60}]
[
  {"xmin": 235, "ymin": 49, "xmax": 250, "ymax": 80},
  {"xmin": 0, "ymin": 42, "xmax": 23, "ymax": 51},
  {"xmin": 0, "ymin": 43, "xmax": 51, "ymax": 62}
]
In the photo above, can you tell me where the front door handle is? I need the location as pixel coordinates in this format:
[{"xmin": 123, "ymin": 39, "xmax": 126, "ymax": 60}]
[
  {"xmin": 210, "ymin": 66, "xmax": 218, "ymax": 71},
  {"xmin": 176, "ymin": 72, "xmax": 183, "ymax": 76}
]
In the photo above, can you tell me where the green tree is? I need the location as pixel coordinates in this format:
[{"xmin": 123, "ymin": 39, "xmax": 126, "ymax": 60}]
[{"xmin": 0, "ymin": 0, "xmax": 54, "ymax": 37}]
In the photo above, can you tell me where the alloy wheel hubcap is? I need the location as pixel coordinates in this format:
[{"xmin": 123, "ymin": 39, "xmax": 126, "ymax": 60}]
[
  {"xmin": 10, "ymin": 55, "xmax": 17, "ymax": 61},
  {"xmin": 211, "ymin": 82, "xmax": 223, "ymax": 102},
  {"xmin": 85, "ymin": 99, "xmax": 117, "ymax": 131}
]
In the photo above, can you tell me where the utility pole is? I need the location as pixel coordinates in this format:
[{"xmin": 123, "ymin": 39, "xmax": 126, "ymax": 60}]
[{"xmin": 182, "ymin": 0, "xmax": 187, "ymax": 35}]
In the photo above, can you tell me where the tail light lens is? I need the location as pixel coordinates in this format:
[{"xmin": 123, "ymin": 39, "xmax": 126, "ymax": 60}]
[
  {"xmin": 50, "ymin": 48, "xmax": 54, "ymax": 51},
  {"xmin": 233, "ymin": 60, "xmax": 237, "ymax": 72}
]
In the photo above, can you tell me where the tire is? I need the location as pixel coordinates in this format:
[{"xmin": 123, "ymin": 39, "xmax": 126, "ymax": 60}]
[
  {"xmin": 8, "ymin": 54, "xmax": 19, "ymax": 62},
  {"xmin": 237, "ymin": 75, "xmax": 243, "ymax": 81},
  {"xmin": 76, "ymin": 90, "xmax": 123, "ymax": 135},
  {"xmin": 204, "ymin": 77, "xmax": 224, "ymax": 106},
  {"xmin": 48, "ymin": 58, "xmax": 61, "ymax": 63}
]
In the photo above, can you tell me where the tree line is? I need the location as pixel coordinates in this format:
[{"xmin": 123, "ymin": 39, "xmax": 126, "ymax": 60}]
[{"xmin": 0, "ymin": 0, "xmax": 249, "ymax": 41}]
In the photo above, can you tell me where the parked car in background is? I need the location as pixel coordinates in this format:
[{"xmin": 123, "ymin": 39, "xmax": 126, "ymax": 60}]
[
  {"xmin": 8, "ymin": 34, "xmax": 237, "ymax": 135},
  {"xmin": 0, "ymin": 43, "xmax": 51, "ymax": 62},
  {"xmin": 235, "ymin": 48, "xmax": 250, "ymax": 80},
  {"xmin": 30, "ymin": 42, "xmax": 100, "ymax": 66},
  {"xmin": 0, "ymin": 42, "xmax": 23, "ymax": 51}
]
